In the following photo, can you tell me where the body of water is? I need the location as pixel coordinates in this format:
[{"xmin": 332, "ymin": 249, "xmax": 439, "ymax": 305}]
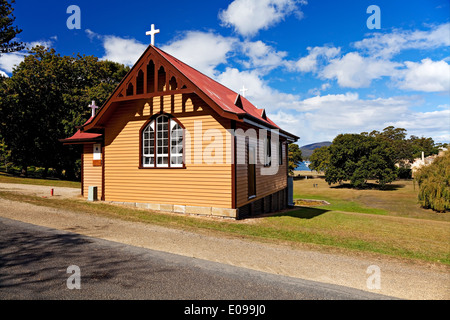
[{"xmin": 295, "ymin": 161, "xmax": 311, "ymax": 171}]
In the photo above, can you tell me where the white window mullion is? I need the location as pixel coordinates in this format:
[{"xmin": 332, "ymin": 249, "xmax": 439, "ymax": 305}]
[
  {"xmin": 142, "ymin": 121, "xmax": 155, "ymax": 167},
  {"xmin": 170, "ymin": 120, "xmax": 183, "ymax": 167},
  {"xmin": 156, "ymin": 115, "xmax": 169, "ymax": 168}
]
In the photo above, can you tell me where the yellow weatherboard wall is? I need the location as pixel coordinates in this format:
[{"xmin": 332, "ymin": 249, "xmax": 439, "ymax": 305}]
[{"xmin": 103, "ymin": 93, "xmax": 233, "ymax": 209}]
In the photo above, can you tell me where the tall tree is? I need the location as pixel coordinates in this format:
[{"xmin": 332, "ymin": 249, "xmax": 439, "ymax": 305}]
[
  {"xmin": 415, "ymin": 151, "xmax": 449, "ymax": 212},
  {"xmin": 409, "ymin": 135, "xmax": 439, "ymax": 159},
  {"xmin": 309, "ymin": 146, "xmax": 330, "ymax": 173},
  {"xmin": 325, "ymin": 133, "xmax": 397, "ymax": 188},
  {"xmin": 0, "ymin": 0, "xmax": 24, "ymax": 55},
  {"xmin": 369, "ymin": 126, "xmax": 413, "ymax": 164},
  {"xmin": 288, "ymin": 143, "xmax": 303, "ymax": 175}
]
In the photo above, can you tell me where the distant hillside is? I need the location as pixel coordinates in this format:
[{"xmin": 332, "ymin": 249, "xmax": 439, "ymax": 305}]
[{"xmin": 300, "ymin": 141, "xmax": 332, "ymax": 159}]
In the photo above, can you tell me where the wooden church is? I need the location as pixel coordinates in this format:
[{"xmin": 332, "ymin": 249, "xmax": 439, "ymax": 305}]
[{"xmin": 61, "ymin": 38, "xmax": 298, "ymax": 219}]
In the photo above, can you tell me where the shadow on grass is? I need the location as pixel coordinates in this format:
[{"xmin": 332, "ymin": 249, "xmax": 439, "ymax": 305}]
[
  {"xmin": 263, "ymin": 206, "xmax": 330, "ymax": 220},
  {"xmin": 330, "ymin": 182, "xmax": 406, "ymax": 191},
  {"xmin": 293, "ymin": 175, "xmax": 326, "ymax": 181}
]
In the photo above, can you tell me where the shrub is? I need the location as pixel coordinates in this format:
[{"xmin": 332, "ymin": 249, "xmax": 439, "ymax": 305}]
[
  {"xmin": 415, "ymin": 151, "xmax": 449, "ymax": 212},
  {"xmin": 397, "ymin": 167, "xmax": 412, "ymax": 179}
]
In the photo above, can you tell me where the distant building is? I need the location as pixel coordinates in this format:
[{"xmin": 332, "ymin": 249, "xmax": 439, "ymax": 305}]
[{"xmin": 411, "ymin": 148, "xmax": 448, "ymax": 175}]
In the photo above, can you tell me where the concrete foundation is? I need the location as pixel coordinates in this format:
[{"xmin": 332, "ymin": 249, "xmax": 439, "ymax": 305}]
[{"xmin": 108, "ymin": 201, "xmax": 238, "ymax": 219}]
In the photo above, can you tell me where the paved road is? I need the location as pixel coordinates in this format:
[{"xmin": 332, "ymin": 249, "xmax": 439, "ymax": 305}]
[{"xmin": 0, "ymin": 217, "xmax": 392, "ymax": 301}]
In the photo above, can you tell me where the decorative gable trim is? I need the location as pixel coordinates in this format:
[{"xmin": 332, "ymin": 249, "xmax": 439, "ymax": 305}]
[{"xmin": 234, "ymin": 94, "xmax": 243, "ymax": 109}]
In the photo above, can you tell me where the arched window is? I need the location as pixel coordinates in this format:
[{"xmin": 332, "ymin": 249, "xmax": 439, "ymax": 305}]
[
  {"xmin": 157, "ymin": 66, "xmax": 166, "ymax": 91},
  {"xmin": 136, "ymin": 70, "xmax": 144, "ymax": 95},
  {"xmin": 147, "ymin": 60, "xmax": 155, "ymax": 93},
  {"xmin": 141, "ymin": 114, "xmax": 184, "ymax": 168},
  {"xmin": 126, "ymin": 83, "xmax": 134, "ymax": 96}
]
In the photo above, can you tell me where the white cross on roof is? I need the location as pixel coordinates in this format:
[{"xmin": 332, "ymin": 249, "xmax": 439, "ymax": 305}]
[
  {"xmin": 240, "ymin": 85, "xmax": 248, "ymax": 98},
  {"xmin": 146, "ymin": 24, "xmax": 160, "ymax": 46},
  {"xmin": 89, "ymin": 100, "xmax": 98, "ymax": 117}
]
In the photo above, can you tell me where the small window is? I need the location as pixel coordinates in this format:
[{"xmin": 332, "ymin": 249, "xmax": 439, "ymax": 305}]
[
  {"xmin": 141, "ymin": 114, "xmax": 184, "ymax": 168},
  {"xmin": 248, "ymin": 143, "xmax": 256, "ymax": 198},
  {"xmin": 279, "ymin": 141, "xmax": 283, "ymax": 165},
  {"xmin": 264, "ymin": 135, "xmax": 271, "ymax": 167}
]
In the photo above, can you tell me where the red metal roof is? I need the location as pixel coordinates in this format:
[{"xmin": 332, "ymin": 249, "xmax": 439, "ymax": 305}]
[
  {"xmin": 59, "ymin": 117, "xmax": 102, "ymax": 144},
  {"xmin": 66, "ymin": 45, "xmax": 298, "ymax": 142}
]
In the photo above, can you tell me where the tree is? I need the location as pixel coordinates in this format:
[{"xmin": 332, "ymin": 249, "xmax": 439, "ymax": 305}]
[
  {"xmin": 414, "ymin": 151, "xmax": 449, "ymax": 212},
  {"xmin": 0, "ymin": 135, "xmax": 10, "ymax": 170},
  {"xmin": 0, "ymin": 0, "xmax": 24, "ymax": 55},
  {"xmin": 409, "ymin": 135, "xmax": 439, "ymax": 159},
  {"xmin": 0, "ymin": 46, "xmax": 129, "ymax": 178},
  {"xmin": 309, "ymin": 146, "xmax": 330, "ymax": 173},
  {"xmin": 369, "ymin": 126, "xmax": 413, "ymax": 164},
  {"xmin": 288, "ymin": 143, "xmax": 302, "ymax": 175},
  {"xmin": 325, "ymin": 133, "xmax": 397, "ymax": 188}
]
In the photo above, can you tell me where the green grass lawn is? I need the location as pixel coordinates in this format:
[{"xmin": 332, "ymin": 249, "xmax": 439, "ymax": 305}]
[
  {"xmin": 0, "ymin": 172, "xmax": 81, "ymax": 188},
  {"xmin": 293, "ymin": 174, "xmax": 449, "ymax": 221},
  {"xmin": 0, "ymin": 174, "xmax": 448, "ymax": 265}
]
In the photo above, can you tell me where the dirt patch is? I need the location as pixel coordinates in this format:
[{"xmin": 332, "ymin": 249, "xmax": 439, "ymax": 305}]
[
  {"xmin": 294, "ymin": 199, "xmax": 330, "ymax": 206},
  {"xmin": 0, "ymin": 183, "xmax": 81, "ymax": 199}
]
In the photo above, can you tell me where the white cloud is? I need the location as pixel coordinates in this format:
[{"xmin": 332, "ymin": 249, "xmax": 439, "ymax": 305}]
[
  {"xmin": 386, "ymin": 109, "xmax": 450, "ymax": 133},
  {"xmin": 101, "ymin": 36, "xmax": 147, "ymax": 66},
  {"xmin": 353, "ymin": 23, "xmax": 450, "ymax": 59},
  {"xmin": 270, "ymin": 93, "xmax": 426, "ymax": 145},
  {"xmin": 0, "ymin": 39, "xmax": 55, "ymax": 75},
  {"xmin": 219, "ymin": 0, "xmax": 307, "ymax": 37},
  {"xmin": 161, "ymin": 31, "xmax": 238, "ymax": 77},
  {"xmin": 396, "ymin": 58, "xmax": 450, "ymax": 92},
  {"xmin": 0, "ymin": 52, "xmax": 25, "ymax": 74},
  {"xmin": 293, "ymin": 46, "xmax": 341, "ymax": 73},
  {"xmin": 240, "ymin": 40, "xmax": 288, "ymax": 71},
  {"xmin": 85, "ymin": 29, "xmax": 100, "ymax": 40},
  {"xmin": 26, "ymin": 40, "xmax": 53, "ymax": 50},
  {"xmin": 85, "ymin": 29, "xmax": 147, "ymax": 66},
  {"xmin": 292, "ymin": 23, "xmax": 450, "ymax": 92},
  {"xmin": 263, "ymin": 92, "xmax": 450, "ymax": 146},
  {"xmin": 320, "ymin": 52, "xmax": 401, "ymax": 88},
  {"xmin": 210, "ymin": 65, "xmax": 436, "ymax": 145},
  {"xmin": 386, "ymin": 108, "xmax": 450, "ymax": 143},
  {"xmin": 216, "ymin": 67, "xmax": 266, "ymax": 97},
  {"xmin": 307, "ymin": 83, "xmax": 331, "ymax": 96}
]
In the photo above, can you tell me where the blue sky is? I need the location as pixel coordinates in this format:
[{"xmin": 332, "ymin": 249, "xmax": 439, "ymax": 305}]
[{"xmin": 1, "ymin": 0, "xmax": 449, "ymax": 146}]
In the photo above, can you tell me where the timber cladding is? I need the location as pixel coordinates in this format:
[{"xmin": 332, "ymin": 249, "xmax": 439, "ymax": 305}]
[
  {"xmin": 102, "ymin": 93, "xmax": 233, "ymax": 208},
  {"xmin": 235, "ymin": 122, "xmax": 288, "ymax": 209},
  {"xmin": 83, "ymin": 144, "xmax": 103, "ymax": 198}
]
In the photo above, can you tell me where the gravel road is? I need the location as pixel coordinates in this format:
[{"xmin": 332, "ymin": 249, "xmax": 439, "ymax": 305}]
[{"xmin": 0, "ymin": 182, "xmax": 448, "ymax": 300}]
